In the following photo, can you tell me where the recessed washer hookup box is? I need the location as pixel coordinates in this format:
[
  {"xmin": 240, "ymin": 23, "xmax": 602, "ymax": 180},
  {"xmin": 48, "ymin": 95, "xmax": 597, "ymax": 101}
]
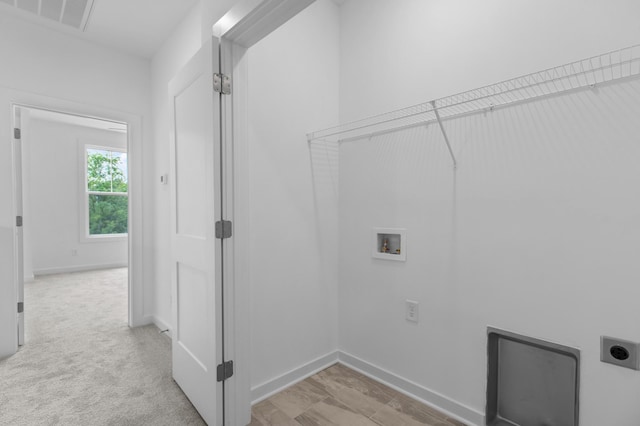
[{"xmin": 486, "ymin": 327, "xmax": 580, "ymax": 426}]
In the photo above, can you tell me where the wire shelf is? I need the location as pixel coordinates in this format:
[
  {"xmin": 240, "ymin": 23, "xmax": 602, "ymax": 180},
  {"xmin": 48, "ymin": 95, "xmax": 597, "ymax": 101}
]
[{"xmin": 307, "ymin": 44, "xmax": 640, "ymax": 144}]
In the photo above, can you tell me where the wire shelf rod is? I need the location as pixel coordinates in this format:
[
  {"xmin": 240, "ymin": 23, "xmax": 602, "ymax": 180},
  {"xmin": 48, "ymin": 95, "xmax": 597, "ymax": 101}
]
[
  {"xmin": 436, "ymin": 57, "xmax": 638, "ymax": 112},
  {"xmin": 308, "ymin": 44, "xmax": 640, "ymax": 143},
  {"xmin": 308, "ymin": 108, "xmax": 435, "ymax": 141},
  {"xmin": 332, "ymin": 73, "xmax": 624, "ymax": 146}
]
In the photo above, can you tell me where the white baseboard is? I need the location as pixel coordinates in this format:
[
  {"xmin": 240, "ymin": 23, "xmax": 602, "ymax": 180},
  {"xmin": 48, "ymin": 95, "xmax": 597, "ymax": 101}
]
[
  {"xmin": 337, "ymin": 351, "xmax": 485, "ymax": 426},
  {"xmin": 151, "ymin": 316, "xmax": 172, "ymax": 338},
  {"xmin": 251, "ymin": 351, "xmax": 339, "ymax": 404},
  {"xmin": 130, "ymin": 315, "xmax": 154, "ymax": 328},
  {"xmin": 33, "ymin": 262, "xmax": 128, "ymax": 276}
]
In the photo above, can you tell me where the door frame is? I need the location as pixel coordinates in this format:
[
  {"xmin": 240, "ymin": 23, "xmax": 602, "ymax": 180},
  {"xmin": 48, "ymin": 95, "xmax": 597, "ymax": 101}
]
[
  {"xmin": 12, "ymin": 106, "xmax": 24, "ymax": 346},
  {"xmin": 211, "ymin": 0, "xmax": 316, "ymax": 423},
  {"xmin": 3, "ymin": 89, "xmax": 145, "ymax": 356}
]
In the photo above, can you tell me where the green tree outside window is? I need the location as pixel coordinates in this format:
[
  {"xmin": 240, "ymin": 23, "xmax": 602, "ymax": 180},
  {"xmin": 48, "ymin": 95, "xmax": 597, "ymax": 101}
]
[{"xmin": 86, "ymin": 148, "xmax": 128, "ymax": 235}]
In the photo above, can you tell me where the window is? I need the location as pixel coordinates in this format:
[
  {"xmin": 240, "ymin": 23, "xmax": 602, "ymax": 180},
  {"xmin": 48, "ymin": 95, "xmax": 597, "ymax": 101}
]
[{"xmin": 85, "ymin": 147, "xmax": 128, "ymax": 237}]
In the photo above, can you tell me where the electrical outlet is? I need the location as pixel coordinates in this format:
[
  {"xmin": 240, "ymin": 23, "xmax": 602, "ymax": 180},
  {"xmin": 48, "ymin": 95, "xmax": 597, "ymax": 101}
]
[
  {"xmin": 601, "ymin": 336, "xmax": 640, "ymax": 370},
  {"xmin": 406, "ymin": 300, "xmax": 419, "ymax": 323}
]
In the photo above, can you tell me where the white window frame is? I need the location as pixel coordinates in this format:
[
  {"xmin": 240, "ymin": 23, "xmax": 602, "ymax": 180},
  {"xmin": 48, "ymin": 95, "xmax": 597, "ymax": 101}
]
[{"xmin": 82, "ymin": 143, "xmax": 128, "ymax": 241}]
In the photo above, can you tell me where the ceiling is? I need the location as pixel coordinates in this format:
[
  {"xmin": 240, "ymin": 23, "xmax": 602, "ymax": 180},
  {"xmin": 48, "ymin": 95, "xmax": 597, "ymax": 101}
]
[{"xmin": 0, "ymin": 0, "xmax": 200, "ymax": 58}]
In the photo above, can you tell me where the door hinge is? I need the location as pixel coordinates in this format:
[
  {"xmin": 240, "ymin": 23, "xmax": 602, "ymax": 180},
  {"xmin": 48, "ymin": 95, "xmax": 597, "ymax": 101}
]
[
  {"xmin": 14, "ymin": 128, "xmax": 21, "ymax": 139},
  {"xmin": 215, "ymin": 220, "xmax": 232, "ymax": 239},
  {"xmin": 17, "ymin": 302, "xmax": 23, "ymax": 314},
  {"xmin": 16, "ymin": 216, "xmax": 23, "ymax": 227},
  {"xmin": 213, "ymin": 73, "xmax": 231, "ymax": 95},
  {"xmin": 217, "ymin": 360, "xmax": 234, "ymax": 382}
]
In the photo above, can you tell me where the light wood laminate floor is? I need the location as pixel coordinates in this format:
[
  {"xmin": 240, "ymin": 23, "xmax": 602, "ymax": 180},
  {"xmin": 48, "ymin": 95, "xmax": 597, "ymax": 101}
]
[{"xmin": 250, "ymin": 364, "xmax": 466, "ymax": 426}]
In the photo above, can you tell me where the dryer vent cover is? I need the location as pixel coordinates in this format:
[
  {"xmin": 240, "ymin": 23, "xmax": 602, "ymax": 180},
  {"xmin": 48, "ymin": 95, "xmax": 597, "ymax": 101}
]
[{"xmin": 486, "ymin": 327, "xmax": 580, "ymax": 426}]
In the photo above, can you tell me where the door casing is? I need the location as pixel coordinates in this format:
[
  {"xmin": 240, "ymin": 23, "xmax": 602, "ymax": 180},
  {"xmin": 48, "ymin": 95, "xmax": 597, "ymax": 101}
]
[
  {"xmin": 211, "ymin": 0, "xmax": 317, "ymax": 424},
  {"xmin": 1, "ymin": 89, "xmax": 145, "ymax": 359}
]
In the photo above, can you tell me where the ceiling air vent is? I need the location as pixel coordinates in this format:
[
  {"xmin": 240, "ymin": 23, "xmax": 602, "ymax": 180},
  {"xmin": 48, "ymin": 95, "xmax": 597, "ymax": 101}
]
[{"xmin": 2, "ymin": 0, "xmax": 95, "ymax": 31}]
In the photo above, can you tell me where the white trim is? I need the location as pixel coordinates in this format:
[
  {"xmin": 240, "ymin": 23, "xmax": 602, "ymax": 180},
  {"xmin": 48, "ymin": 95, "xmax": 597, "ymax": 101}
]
[
  {"xmin": 337, "ymin": 351, "xmax": 485, "ymax": 426},
  {"xmin": 2, "ymin": 88, "xmax": 145, "ymax": 334},
  {"xmin": 33, "ymin": 262, "xmax": 128, "ymax": 276},
  {"xmin": 218, "ymin": 39, "xmax": 250, "ymax": 426},
  {"xmin": 152, "ymin": 315, "xmax": 172, "ymax": 338},
  {"xmin": 81, "ymin": 233, "xmax": 128, "ymax": 243},
  {"xmin": 251, "ymin": 351, "xmax": 339, "ymax": 404},
  {"xmin": 12, "ymin": 105, "xmax": 25, "ymax": 347},
  {"xmin": 213, "ymin": 1, "xmax": 319, "ymax": 423},
  {"xmin": 215, "ymin": 0, "xmax": 315, "ymax": 48},
  {"xmin": 229, "ymin": 39, "xmax": 252, "ymax": 426},
  {"xmin": 81, "ymin": 143, "xmax": 129, "ymax": 241},
  {"xmin": 87, "ymin": 192, "xmax": 128, "ymax": 196}
]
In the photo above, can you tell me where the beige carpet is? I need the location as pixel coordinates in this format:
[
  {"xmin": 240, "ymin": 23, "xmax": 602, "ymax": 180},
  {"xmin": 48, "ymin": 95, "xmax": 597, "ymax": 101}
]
[{"xmin": 0, "ymin": 268, "xmax": 206, "ymax": 426}]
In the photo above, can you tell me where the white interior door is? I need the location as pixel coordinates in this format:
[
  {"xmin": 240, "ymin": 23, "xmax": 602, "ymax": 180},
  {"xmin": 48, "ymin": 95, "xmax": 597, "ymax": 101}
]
[
  {"xmin": 169, "ymin": 37, "xmax": 223, "ymax": 425},
  {"xmin": 13, "ymin": 106, "xmax": 24, "ymax": 346}
]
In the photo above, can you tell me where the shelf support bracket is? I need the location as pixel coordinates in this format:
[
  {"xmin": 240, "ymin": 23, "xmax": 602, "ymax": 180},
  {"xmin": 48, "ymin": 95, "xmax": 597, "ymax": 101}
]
[{"xmin": 430, "ymin": 101, "xmax": 457, "ymax": 169}]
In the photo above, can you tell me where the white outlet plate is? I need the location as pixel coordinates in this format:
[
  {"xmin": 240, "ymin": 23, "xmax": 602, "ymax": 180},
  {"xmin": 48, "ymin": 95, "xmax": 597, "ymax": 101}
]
[
  {"xmin": 406, "ymin": 300, "xmax": 419, "ymax": 323},
  {"xmin": 601, "ymin": 336, "xmax": 640, "ymax": 370}
]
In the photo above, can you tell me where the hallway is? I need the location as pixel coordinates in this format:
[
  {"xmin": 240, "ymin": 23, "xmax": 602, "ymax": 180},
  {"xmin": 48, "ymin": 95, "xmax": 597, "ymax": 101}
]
[{"xmin": 0, "ymin": 268, "xmax": 205, "ymax": 425}]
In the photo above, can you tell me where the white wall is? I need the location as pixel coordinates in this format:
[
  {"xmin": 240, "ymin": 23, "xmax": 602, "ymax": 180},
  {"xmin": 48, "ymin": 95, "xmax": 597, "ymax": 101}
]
[
  {"xmin": 338, "ymin": 1, "xmax": 640, "ymax": 424},
  {"xmin": 339, "ymin": 0, "xmax": 640, "ymax": 123},
  {"xmin": 149, "ymin": 1, "xmax": 203, "ymax": 330},
  {"xmin": 21, "ymin": 111, "xmax": 34, "ymax": 282},
  {"xmin": 148, "ymin": 0, "xmax": 341, "ymax": 408},
  {"xmin": 149, "ymin": 0, "xmax": 240, "ymax": 331},
  {"xmin": 247, "ymin": 0, "xmax": 341, "ymax": 392},
  {"xmin": 0, "ymin": 17, "xmax": 151, "ymax": 118},
  {"xmin": 0, "ymin": 13, "xmax": 152, "ymax": 357},
  {"xmin": 23, "ymin": 116, "xmax": 128, "ymax": 275}
]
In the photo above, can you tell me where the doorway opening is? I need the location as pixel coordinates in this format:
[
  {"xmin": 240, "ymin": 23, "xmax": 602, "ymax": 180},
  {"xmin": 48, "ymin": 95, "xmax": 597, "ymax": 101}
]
[{"xmin": 13, "ymin": 105, "xmax": 131, "ymax": 345}]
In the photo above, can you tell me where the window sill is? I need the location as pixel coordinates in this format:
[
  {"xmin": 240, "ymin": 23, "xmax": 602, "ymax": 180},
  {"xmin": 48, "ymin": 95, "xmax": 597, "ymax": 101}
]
[{"xmin": 81, "ymin": 234, "xmax": 128, "ymax": 244}]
